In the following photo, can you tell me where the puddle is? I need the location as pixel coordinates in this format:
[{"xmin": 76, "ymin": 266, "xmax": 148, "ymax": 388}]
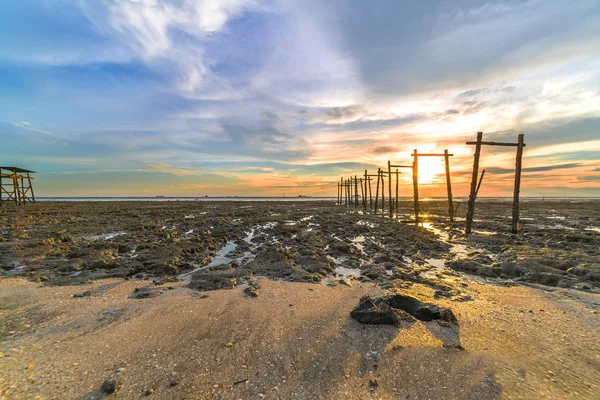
[
  {"xmin": 357, "ymin": 220, "xmax": 376, "ymax": 228},
  {"xmin": 181, "ymin": 241, "xmax": 237, "ymax": 279},
  {"xmin": 351, "ymin": 236, "xmax": 365, "ymax": 252},
  {"xmin": 334, "ymin": 266, "xmax": 362, "ymax": 278},
  {"xmin": 420, "ymin": 223, "xmax": 468, "ymax": 258},
  {"xmin": 84, "ymin": 231, "xmax": 127, "ymax": 240},
  {"xmin": 5, "ymin": 265, "xmax": 26, "ymax": 276},
  {"xmin": 472, "ymin": 230, "xmax": 496, "ymax": 235}
]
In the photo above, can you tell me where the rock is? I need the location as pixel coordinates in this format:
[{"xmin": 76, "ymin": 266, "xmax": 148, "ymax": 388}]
[
  {"xmin": 351, "ymin": 293, "xmax": 457, "ymax": 326},
  {"xmin": 73, "ymin": 290, "xmax": 92, "ymax": 298},
  {"xmin": 351, "ymin": 296, "xmax": 410, "ymax": 326},
  {"xmin": 101, "ymin": 375, "xmax": 121, "ymax": 394},
  {"xmin": 338, "ymin": 279, "xmax": 352, "ymax": 287},
  {"xmin": 244, "ymin": 278, "xmax": 261, "ymax": 297},
  {"xmin": 244, "ymin": 286, "xmax": 259, "ymax": 297},
  {"xmin": 329, "ymin": 240, "xmax": 353, "ymax": 254},
  {"xmin": 129, "ymin": 286, "xmax": 161, "ymax": 299},
  {"xmin": 145, "ymin": 388, "xmax": 154, "ymax": 396},
  {"xmin": 189, "ymin": 274, "xmax": 237, "ymax": 291}
]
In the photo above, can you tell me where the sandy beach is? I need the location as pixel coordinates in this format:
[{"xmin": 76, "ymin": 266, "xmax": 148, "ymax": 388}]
[{"xmin": 1, "ymin": 200, "xmax": 599, "ymax": 399}]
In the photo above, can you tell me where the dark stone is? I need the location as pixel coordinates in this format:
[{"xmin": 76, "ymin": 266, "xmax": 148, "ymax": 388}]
[
  {"xmin": 129, "ymin": 286, "xmax": 161, "ymax": 299},
  {"xmin": 73, "ymin": 290, "xmax": 92, "ymax": 298},
  {"xmin": 350, "ymin": 296, "xmax": 411, "ymax": 326},
  {"xmin": 351, "ymin": 293, "xmax": 457, "ymax": 326},
  {"xmin": 329, "ymin": 240, "xmax": 353, "ymax": 254},
  {"xmin": 338, "ymin": 279, "xmax": 352, "ymax": 287},
  {"xmin": 101, "ymin": 376, "xmax": 120, "ymax": 394}
]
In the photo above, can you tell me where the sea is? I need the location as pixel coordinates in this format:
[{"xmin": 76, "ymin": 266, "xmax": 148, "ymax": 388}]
[{"xmin": 35, "ymin": 197, "xmax": 599, "ymax": 203}]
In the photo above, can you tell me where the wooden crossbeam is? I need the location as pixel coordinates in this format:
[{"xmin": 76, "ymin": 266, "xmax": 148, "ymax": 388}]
[
  {"xmin": 466, "ymin": 141, "xmax": 526, "ymax": 147},
  {"xmin": 414, "ymin": 153, "xmax": 454, "ymax": 157}
]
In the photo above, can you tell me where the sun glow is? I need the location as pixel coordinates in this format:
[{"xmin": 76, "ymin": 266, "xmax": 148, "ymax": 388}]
[{"xmin": 417, "ymin": 157, "xmax": 445, "ymax": 184}]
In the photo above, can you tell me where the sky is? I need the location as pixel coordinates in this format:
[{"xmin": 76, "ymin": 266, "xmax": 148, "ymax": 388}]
[{"xmin": 1, "ymin": 0, "xmax": 599, "ymax": 197}]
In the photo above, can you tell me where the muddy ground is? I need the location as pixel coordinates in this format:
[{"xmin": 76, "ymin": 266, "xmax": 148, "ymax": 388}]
[
  {"xmin": 1, "ymin": 200, "xmax": 598, "ymax": 293},
  {"xmin": 0, "ymin": 199, "xmax": 599, "ymax": 399}
]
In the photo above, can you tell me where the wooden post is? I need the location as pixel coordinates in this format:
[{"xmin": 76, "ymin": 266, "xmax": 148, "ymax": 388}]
[
  {"xmin": 359, "ymin": 178, "xmax": 364, "ymax": 209},
  {"xmin": 512, "ymin": 134, "xmax": 525, "ymax": 233},
  {"xmin": 387, "ymin": 161, "xmax": 393, "ymax": 217},
  {"xmin": 368, "ymin": 176, "xmax": 373, "ymax": 211},
  {"xmin": 466, "ymin": 132, "xmax": 483, "ymax": 234},
  {"xmin": 395, "ymin": 169, "xmax": 399, "ymax": 216},
  {"xmin": 381, "ymin": 169, "xmax": 385, "ymax": 216},
  {"xmin": 476, "ymin": 170, "xmax": 486, "ymax": 197},
  {"xmin": 354, "ymin": 176, "xmax": 359, "ymax": 208},
  {"xmin": 374, "ymin": 169, "xmax": 380, "ymax": 214},
  {"xmin": 444, "ymin": 149, "xmax": 454, "ymax": 222},
  {"xmin": 363, "ymin": 170, "xmax": 368, "ymax": 211},
  {"xmin": 345, "ymin": 179, "xmax": 349, "ymax": 206},
  {"xmin": 412, "ymin": 150, "xmax": 419, "ymax": 225},
  {"xmin": 348, "ymin": 178, "xmax": 352, "ymax": 207}
]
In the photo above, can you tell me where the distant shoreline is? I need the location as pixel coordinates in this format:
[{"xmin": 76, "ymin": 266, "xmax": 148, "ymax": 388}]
[{"xmin": 32, "ymin": 196, "xmax": 600, "ymax": 202}]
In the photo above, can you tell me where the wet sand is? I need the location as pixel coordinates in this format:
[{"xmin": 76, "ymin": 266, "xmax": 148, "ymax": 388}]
[{"xmin": 1, "ymin": 200, "xmax": 599, "ymax": 399}]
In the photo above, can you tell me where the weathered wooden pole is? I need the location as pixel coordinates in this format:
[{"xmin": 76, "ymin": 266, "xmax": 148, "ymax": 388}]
[
  {"xmin": 368, "ymin": 176, "xmax": 373, "ymax": 211},
  {"xmin": 354, "ymin": 175, "xmax": 359, "ymax": 208},
  {"xmin": 359, "ymin": 178, "xmax": 365, "ymax": 209},
  {"xmin": 387, "ymin": 160, "xmax": 393, "ymax": 217},
  {"xmin": 412, "ymin": 150, "xmax": 419, "ymax": 225},
  {"xmin": 363, "ymin": 170, "xmax": 368, "ymax": 211},
  {"xmin": 476, "ymin": 169, "xmax": 486, "ymax": 197},
  {"xmin": 511, "ymin": 134, "xmax": 525, "ymax": 234},
  {"xmin": 444, "ymin": 149, "xmax": 454, "ymax": 222},
  {"xmin": 346, "ymin": 178, "xmax": 350, "ymax": 206},
  {"xmin": 374, "ymin": 169, "xmax": 380, "ymax": 214},
  {"xmin": 348, "ymin": 178, "xmax": 352, "ymax": 207},
  {"xmin": 381, "ymin": 169, "xmax": 385, "ymax": 216},
  {"xmin": 466, "ymin": 132, "xmax": 483, "ymax": 234},
  {"xmin": 395, "ymin": 168, "xmax": 399, "ymax": 216}
]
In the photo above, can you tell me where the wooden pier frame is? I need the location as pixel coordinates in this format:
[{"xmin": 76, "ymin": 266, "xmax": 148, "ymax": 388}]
[
  {"xmin": 465, "ymin": 132, "xmax": 526, "ymax": 234},
  {"xmin": 0, "ymin": 167, "xmax": 36, "ymax": 206},
  {"xmin": 387, "ymin": 162, "xmax": 412, "ymax": 220},
  {"xmin": 408, "ymin": 150, "xmax": 455, "ymax": 224}
]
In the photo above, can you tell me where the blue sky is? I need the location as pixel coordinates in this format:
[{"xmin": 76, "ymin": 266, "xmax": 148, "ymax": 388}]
[{"xmin": 1, "ymin": 0, "xmax": 599, "ymax": 196}]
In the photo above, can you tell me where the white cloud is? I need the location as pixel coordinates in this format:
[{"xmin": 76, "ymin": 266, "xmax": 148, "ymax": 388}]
[{"xmin": 79, "ymin": 0, "xmax": 262, "ymax": 96}]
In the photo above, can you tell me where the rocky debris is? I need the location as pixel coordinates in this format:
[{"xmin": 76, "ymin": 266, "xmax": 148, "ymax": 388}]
[
  {"xmin": 101, "ymin": 374, "xmax": 121, "ymax": 394},
  {"xmin": 189, "ymin": 273, "xmax": 237, "ymax": 291},
  {"xmin": 129, "ymin": 286, "xmax": 162, "ymax": 299},
  {"xmin": 338, "ymin": 278, "xmax": 352, "ymax": 287},
  {"xmin": 244, "ymin": 278, "xmax": 261, "ymax": 297},
  {"xmin": 351, "ymin": 295, "xmax": 413, "ymax": 326},
  {"xmin": 351, "ymin": 293, "xmax": 457, "ymax": 326},
  {"xmin": 329, "ymin": 240, "xmax": 354, "ymax": 255}
]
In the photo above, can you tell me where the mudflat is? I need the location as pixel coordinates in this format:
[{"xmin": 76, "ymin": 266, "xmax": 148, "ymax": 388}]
[{"xmin": 1, "ymin": 200, "xmax": 599, "ymax": 399}]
